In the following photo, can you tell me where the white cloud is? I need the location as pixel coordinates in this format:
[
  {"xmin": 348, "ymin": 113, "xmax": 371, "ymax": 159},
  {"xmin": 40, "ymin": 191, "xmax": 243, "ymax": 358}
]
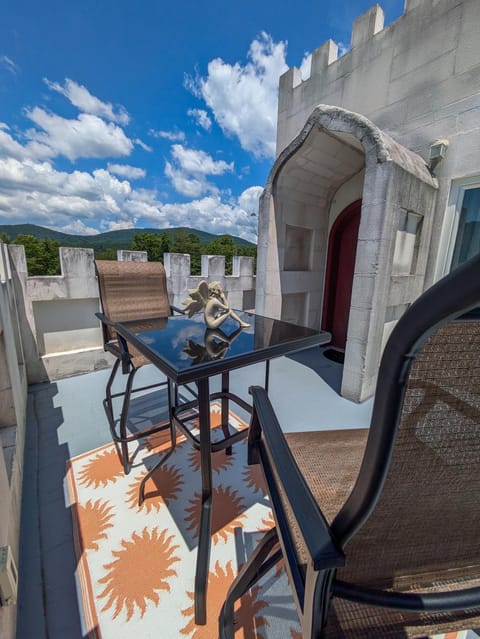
[
  {"xmin": 0, "ymin": 157, "xmax": 132, "ymax": 224},
  {"xmin": 149, "ymin": 128, "xmax": 185, "ymax": 142},
  {"xmin": 165, "ymin": 144, "xmax": 233, "ymax": 198},
  {"xmin": 164, "ymin": 161, "xmax": 209, "ymax": 198},
  {"xmin": 0, "ymin": 152, "xmax": 260, "ymax": 241},
  {"xmin": 51, "ymin": 219, "xmax": 100, "ymax": 235},
  {"xmin": 45, "ymin": 78, "xmax": 130, "ymax": 124},
  {"xmin": 1, "ymin": 55, "xmax": 19, "ymax": 75},
  {"xmin": 103, "ymin": 220, "xmax": 136, "ymax": 231},
  {"xmin": 24, "ymin": 107, "xmax": 134, "ymax": 161},
  {"xmin": 187, "ymin": 108, "xmax": 212, "ymax": 131},
  {"xmin": 171, "ymin": 144, "xmax": 233, "ymax": 176},
  {"xmin": 0, "ymin": 127, "xmax": 30, "ymax": 160},
  {"xmin": 238, "ymin": 185, "xmax": 263, "ymax": 215},
  {"xmin": 134, "ymin": 138, "xmax": 152, "ymax": 152},
  {"xmin": 107, "ymin": 163, "xmax": 146, "ymax": 179},
  {"xmin": 188, "ymin": 32, "xmax": 288, "ymax": 159},
  {"xmin": 151, "ymin": 189, "xmax": 260, "ymax": 241}
]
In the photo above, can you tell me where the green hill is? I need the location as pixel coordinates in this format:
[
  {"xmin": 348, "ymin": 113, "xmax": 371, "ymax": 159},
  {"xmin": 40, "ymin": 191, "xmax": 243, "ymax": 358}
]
[{"xmin": 0, "ymin": 223, "xmax": 256, "ymax": 250}]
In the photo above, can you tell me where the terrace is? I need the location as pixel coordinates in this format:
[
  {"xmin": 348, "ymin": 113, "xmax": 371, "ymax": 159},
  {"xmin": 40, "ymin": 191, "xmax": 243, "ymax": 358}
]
[{"xmin": 0, "ymin": 242, "xmax": 479, "ymax": 639}]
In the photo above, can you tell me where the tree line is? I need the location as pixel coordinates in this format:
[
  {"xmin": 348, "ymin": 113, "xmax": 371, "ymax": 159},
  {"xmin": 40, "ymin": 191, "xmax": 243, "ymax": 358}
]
[{"xmin": 0, "ymin": 230, "xmax": 256, "ymax": 276}]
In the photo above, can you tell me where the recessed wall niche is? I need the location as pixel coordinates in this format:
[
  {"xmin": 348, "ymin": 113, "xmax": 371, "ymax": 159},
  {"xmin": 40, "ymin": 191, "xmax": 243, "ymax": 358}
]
[
  {"xmin": 392, "ymin": 210, "xmax": 423, "ymax": 275},
  {"xmin": 281, "ymin": 292, "xmax": 308, "ymax": 326},
  {"xmin": 284, "ymin": 224, "xmax": 313, "ymax": 271}
]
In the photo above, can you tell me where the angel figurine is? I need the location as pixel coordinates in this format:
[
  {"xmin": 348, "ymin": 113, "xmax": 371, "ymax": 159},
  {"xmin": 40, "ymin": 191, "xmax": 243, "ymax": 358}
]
[{"xmin": 182, "ymin": 280, "xmax": 250, "ymax": 329}]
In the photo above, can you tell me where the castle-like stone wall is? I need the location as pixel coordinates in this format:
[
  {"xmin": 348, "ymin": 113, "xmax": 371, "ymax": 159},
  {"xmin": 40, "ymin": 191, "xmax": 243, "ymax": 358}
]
[
  {"xmin": 7, "ymin": 244, "xmax": 255, "ymax": 383},
  {"xmin": 258, "ymin": 0, "xmax": 480, "ymax": 401},
  {"xmin": 277, "ymin": 0, "xmax": 480, "ymax": 285},
  {"xmin": 0, "ymin": 242, "xmax": 27, "ymax": 639}
]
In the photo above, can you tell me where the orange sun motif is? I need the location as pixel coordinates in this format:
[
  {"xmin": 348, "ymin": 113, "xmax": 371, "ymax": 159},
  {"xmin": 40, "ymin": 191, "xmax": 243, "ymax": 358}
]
[
  {"xmin": 185, "ymin": 485, "xmax": 247, "ymax": 544},
  {"xmin": 242, "ymin": 464, "xmax": 267, "ymax": 496},
  {"xmin": 126, "ymin": 464, "xmax": 184, "ymax": 513},
  {"xmin": 78, "ymin": 499, "xmax": 115, "ymax": 551},
  {"xmin": 77, "ymin": 448, "xmax": 124, "ymax": 488},
  {"xmin": 98, "ymin": 526, "xmax": 180, "ymax": 621},
  {"xmin": 187, "ymin": 447, "xmax": 234, "ymax": 474},
  {"xmin": 180, "ymin": 560, "xmax": 269, "ymax": 639},
  {"xmin": 258, "ymin": 511, "xmax": 275, "ymax": 532}
]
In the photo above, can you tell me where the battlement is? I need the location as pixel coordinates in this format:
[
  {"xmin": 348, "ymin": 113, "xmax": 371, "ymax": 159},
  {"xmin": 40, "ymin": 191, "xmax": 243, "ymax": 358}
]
[
  {"xmin": 276, "ymin": 0, "xmax": 478, "ymax": 159},
  {"xmin": 4, "ymin": 244, "xmax": 255, "ymax": 383},
  {"xmin": 279, "ymin": 4, "xmax": 388, "ymax": 96}
]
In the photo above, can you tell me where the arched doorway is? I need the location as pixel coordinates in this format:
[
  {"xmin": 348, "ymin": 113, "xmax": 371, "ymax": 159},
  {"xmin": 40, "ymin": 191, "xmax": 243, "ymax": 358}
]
[{"xmin": 322, "ymin": 200, "xmax": 361, "ymax": 350}]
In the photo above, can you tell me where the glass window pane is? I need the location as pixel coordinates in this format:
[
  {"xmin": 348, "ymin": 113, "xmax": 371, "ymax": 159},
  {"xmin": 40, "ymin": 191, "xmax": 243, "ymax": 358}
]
[{"xmin": 451, "ymin": 187, "xmax": 480, "ymax": 269}]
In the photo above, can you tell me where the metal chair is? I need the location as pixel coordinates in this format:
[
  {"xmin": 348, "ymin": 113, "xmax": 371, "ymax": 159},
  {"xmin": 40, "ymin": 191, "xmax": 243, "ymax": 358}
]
[
  {"xmin": 219, "ymin": 253, "xmax": 480, "ymax": 639},
  {"xmin": 95, "ymin": 260, "xmax": 181, "ymax": 474}
]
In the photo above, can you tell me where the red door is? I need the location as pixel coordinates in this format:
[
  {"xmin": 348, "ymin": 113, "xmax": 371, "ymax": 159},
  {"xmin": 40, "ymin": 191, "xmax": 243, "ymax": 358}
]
[{"xmin": 322, "ymin": 200, "xmax": 361, "ymax": 350}]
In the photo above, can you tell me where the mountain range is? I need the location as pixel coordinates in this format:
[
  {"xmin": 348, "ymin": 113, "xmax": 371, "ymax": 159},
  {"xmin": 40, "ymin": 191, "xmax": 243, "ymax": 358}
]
[{"xmin": 0, "ymin": 223, "xmax": 256, "ymax": 251}]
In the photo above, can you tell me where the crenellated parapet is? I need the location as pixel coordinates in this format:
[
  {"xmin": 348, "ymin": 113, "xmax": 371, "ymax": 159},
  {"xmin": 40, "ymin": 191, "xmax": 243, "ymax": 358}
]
[
  {"xmin": 5, "ymin": 244, "xmax": 255, "ymax": 383},
  {"xmin": 276, "ymin": 0, "xmax": 480, "ymax": 164}
]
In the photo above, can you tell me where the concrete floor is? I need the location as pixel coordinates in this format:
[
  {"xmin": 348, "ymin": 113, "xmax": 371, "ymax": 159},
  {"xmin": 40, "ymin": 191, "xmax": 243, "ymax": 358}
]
[
  {"xmin": 17, "ymin": 347, "xmax": 477, "ymax": 639},
  {"xmin": 16, "ymin": 347, "xmax": 374, "ymax": 638}
]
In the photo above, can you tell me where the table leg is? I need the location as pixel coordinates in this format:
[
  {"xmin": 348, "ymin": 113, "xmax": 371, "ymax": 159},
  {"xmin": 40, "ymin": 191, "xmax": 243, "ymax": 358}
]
[
  {"xmin": 221, "ymin": 372, "xmax": 232, "ymax": 455},
  {"xmin": 194, "ymin": 377, "xmax": 212, "ymax": 625}
]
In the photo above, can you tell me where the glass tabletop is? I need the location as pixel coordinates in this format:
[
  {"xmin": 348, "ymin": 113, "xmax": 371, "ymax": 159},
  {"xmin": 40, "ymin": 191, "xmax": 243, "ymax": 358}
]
[{"xmin": 114, "ymin": 310, "xmax": 330, "ymax": 383}]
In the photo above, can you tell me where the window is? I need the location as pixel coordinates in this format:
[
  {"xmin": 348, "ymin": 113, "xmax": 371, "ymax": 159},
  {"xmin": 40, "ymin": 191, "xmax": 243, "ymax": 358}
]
[
  {"xmin": 438, "ymin": 178, "xmax": 480, "ymax": 277},
  {"xmin": 450, "ymin": 186, "xmax": 480, "ymax": 269}
]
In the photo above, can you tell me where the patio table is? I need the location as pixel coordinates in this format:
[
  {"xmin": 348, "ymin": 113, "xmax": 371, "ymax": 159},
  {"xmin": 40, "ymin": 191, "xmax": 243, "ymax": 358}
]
[{"xmin": 113, "ymin": 309, "xmax": 330, "ymax": 624}]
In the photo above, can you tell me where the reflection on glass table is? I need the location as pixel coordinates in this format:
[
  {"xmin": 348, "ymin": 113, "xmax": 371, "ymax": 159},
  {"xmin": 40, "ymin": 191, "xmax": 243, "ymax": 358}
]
[{"xmin": 183, "ymin": 325, "xmax": 245, "ymax": 364}]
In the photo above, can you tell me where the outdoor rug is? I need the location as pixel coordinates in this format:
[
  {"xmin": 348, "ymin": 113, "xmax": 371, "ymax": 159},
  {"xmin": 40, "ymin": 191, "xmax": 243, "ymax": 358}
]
[
  {"xmin": 66, "ymin": 403, "xmax": 473, "ymax": 639},
  {"xmin": 66, "ymin": 403, "xmax": 302, "ymax": 639}
]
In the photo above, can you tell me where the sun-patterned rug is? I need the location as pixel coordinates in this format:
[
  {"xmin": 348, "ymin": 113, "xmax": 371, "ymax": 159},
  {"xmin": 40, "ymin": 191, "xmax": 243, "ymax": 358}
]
[
  {"xmin": 66, "ymin": 404, "xmax": 474, "ymax": 639},
  {"xmin": 66, "ymin": 403, "xmax": 303, "ymax": 639}
]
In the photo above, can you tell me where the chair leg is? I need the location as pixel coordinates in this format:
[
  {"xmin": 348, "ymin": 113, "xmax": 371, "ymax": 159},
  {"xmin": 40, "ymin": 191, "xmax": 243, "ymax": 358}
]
[
  {"xmin": 104, "ymin": 358, "xmax": 121, "ymax": 424},
  {"xmin": 218, "ymin": 527, "xmax": 280, "ymax": 639},
  {"xmin": 118, "ymin": 365, "xmax": 138, "ymax": 474}
]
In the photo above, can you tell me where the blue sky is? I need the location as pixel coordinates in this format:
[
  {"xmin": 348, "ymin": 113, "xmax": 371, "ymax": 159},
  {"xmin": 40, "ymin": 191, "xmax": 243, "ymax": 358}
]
[{"xmin": 0, "ymin": 0, "xmax": 404, "ymax": 242}]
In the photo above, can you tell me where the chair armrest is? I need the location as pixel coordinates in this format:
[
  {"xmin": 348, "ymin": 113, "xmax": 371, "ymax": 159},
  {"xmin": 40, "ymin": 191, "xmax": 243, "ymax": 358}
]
[
  {"xmin": 249, "ymin": 385, "xmax": 345, "ymax": 571},
  {"xmin": 170, "ymin": 305, "xmax": 185, "ymax": 315},
  {"xmin": 95, "ymin": 311, "xmax": 115, "ymax": 327}
]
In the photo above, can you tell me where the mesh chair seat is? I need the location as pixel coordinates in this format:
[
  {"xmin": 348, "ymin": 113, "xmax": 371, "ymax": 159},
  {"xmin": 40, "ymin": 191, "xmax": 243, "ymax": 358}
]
[
  {"xmin": 279, "ymin": 429, "xmax": 480, "ymax": 637},
  {"xmin": 324, "ymin": 577, "xmax": 480, "ymax": 639}
]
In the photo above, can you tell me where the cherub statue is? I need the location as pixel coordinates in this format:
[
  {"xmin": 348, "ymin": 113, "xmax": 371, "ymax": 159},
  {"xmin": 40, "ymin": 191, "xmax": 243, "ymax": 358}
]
[{"xmin": 182, "ymin": 280, "xmax": 250, "ymax": 329}]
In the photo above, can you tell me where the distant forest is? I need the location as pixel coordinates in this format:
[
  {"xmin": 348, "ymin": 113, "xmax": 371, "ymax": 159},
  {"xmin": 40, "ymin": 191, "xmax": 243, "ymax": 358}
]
[{"xmin": 0, "ymin": 224, "xmax": 256, "ymax": 276}]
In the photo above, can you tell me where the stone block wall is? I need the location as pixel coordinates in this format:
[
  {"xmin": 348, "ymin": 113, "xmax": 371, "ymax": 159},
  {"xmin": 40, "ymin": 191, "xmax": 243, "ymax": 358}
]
[
  {"xmin": 0, "ymin": 242, "xmax": 27, "ymax": 639},
  {"xmin": 277, "ymin": 0, "xmax": 480, "ymax": 285},
  {"xmin": 6, "ymin": 244, "xmax": 255, "ymax": 383}
]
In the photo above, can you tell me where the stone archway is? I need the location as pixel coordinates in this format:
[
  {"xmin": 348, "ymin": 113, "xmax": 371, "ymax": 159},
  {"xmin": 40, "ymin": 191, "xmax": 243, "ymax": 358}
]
[{"xmin": 255, "ymin": 105, "xmax": 438, "ymax": 402}]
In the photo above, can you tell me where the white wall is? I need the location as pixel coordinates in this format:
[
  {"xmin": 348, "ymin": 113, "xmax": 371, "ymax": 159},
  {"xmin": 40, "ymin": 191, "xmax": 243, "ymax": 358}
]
[
  {"xmin": 7, "ymin": 246, "xmax": 255, "ymax": 383},
  {"xmin": 277, "ymin": 0, "xmax": 480, "ymax": 285},
  {"xmin": 0, "ymin": 242, "xmax": 28, "ymax": 639}
]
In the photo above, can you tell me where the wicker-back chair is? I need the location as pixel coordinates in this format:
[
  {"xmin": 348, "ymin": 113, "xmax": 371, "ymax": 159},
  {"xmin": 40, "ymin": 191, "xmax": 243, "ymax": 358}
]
[
  {"xmin": 95, "ymin": 260, "xmax": 178, "ymax": 473},
  {"xmin": 219, "ymin": 253, "xmax": 480, "ymax": 639}
]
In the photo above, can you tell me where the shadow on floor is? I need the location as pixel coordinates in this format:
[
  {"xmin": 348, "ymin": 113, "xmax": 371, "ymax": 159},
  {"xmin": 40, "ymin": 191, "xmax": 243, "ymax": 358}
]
[
  {"xmin": 287, "ymin": 346, "xmax": 344, "ymax": 395},
  {"xmin": 16, "ymin": 375, "xmax": 173, "ymax": 639}
]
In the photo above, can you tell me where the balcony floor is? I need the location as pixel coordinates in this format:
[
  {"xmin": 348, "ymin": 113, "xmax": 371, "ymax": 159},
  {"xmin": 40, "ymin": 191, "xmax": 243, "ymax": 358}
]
[{"xmin": 14, "ymin": 347, "xmax": 479, "ymax": 639}]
